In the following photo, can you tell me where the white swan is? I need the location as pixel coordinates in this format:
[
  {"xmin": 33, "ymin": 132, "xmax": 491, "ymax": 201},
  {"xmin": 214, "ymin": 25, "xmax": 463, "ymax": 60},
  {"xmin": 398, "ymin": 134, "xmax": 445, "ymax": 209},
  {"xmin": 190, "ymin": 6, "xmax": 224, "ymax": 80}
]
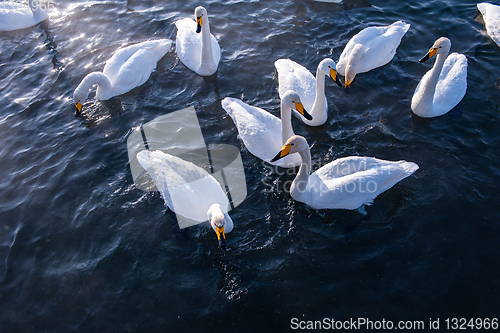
[
  {"xmin": 271, "ymin": 135, "xmax": 419, "ymax": 210},
  {"xmin": 337, "ymin": 21, "xmax": 410, "ymax": 88},
  {"xmin": 275, "ymin": 58, "xmax": 342, "ymax": 126},
  {"xmin": 175, "ymin": 6, "xmax": 221, "ymax": 76},
  {"xmin": 0, "ymin": 0, "xmax": 47, "ymax": 31},
  {"xmin": 221, "ymin": 91, "xmax": 312, "ymax": 168},
  {"xmin": 137, "ymin": 150, "xmax": 233, "ymax": 248},
  {"xmin": 411, "ymin": 37, "xmax": 467, "ymax": 118},
  {"xmin": 73, "ymin": 39, "xmax": 172, "ymax": 112},
  {"xmin": 477, "ymin": 2, "xmax": 500, "ymax": 47}
]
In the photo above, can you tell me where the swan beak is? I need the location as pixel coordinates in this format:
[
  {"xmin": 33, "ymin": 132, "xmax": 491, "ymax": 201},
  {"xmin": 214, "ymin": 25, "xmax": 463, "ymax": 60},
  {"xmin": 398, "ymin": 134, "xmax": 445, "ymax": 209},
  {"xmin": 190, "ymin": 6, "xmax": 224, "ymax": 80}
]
[
  {"xmin": 271, "ymin": 143, "xmax": 292, "ymax": 162},
  {"xmin": 330, "ymin": 68, "xmax": 342, "ymax": 87},
  {"xmin": 75, "ymin": 101, "xmax": 82, "ymax": 112},
  {"xmin": 196, "ymin": 16, "xmax": 202, "ymax": 33},
  {"xmin": 345, "ymin": 80, "xmax": 352, "ymax": 89},
  {"xmin": 419, "ymin": 47, "xmax": 438, "ymax": 63},
  {"xmin": 216, "ymin": 226, "xmax": 226, "ymax": 248},
  {"xmin": 294, "ymin": 102, "xmax": 312, "ymax": 120}
]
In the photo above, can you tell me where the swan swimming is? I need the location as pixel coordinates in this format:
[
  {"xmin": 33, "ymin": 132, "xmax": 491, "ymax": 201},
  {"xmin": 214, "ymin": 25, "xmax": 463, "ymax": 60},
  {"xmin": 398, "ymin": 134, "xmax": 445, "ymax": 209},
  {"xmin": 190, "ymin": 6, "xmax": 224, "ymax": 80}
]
[
  {"xmin": 477, "ymin": 2, "xmax": 500, "ymax": 47},
  {"xmin": 0, "ymin": 0, "xmax": 47, "ymax": 31},
  {"xmin": 137, "ymin": 150, "xmax": 233, "ymax": 248},
  {"xmin": 337, "ymin": 21, "xmax": 410, "ymax": 88},
  {"xmin": 175, "ymin": 6, "xmax": 221, "ymax": 76},
  {"xmin": 73, "ymin": 39, "xmax": 172, "ymax": 112},
  {"xmin": 221, "ymin": 91, "xmax": 312, "ymax": 168},
  {"xmin": 271, "ymin": 135, "xmax": 419, "ymax": 210},
  {"xmin": 411, "ymin": 37, "xmax": 467, "ymax": 118},
  {"xmin": 275, "ymin": 58, "xmax": 342, "ymax": 126}
]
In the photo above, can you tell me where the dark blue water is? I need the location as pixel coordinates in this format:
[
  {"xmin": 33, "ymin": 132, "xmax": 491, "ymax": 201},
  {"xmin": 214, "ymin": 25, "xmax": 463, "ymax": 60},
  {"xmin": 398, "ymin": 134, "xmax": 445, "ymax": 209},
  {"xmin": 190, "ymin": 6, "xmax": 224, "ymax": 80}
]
[{"xmin": 1, "ymin": 0, "xmax": 499, "ymax": 332}]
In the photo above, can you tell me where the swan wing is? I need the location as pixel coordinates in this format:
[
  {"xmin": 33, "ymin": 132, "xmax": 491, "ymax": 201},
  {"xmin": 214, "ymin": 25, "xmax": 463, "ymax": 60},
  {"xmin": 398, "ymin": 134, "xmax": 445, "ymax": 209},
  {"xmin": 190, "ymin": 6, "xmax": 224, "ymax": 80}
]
[
  {"xmin": 221, "ymin": 97, "xmax": 300, "ymax": 167},
  {"xmin": 478, "ymin": 2, "xmax": 500, "ymax": 47},
  {"xmin": 433, "ymin": 53, "xmax": 467, "ymax": 115},
  {"xmin": 175, "ymin": 18, "xmax": 202, "ymax": 73},
  {"xmin": 305, "ymin": 157, "xmax": 418, "ymax": 209},
  {"xmin": 275, "ymin": 59, "xmax": 316, "ymax": 111},
  {"xmin": 137, "ymin": 150, "xmax": 229, "ymax": 222},
  {"xmin": 103, "ymin": 40, "xmax": 171, "ymax": 96}
]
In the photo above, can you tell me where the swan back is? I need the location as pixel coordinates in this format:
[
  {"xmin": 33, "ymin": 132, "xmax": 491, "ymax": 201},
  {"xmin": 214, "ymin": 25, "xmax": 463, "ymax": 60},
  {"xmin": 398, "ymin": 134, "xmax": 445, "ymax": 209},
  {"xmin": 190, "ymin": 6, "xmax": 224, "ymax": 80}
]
[
  {"xmin": 137, "ymin": 150, "xmax": 229, "ymax": 223},
  {"xmin": 478, "ymin": 2, "xmax": 500, "ymax": 47}
]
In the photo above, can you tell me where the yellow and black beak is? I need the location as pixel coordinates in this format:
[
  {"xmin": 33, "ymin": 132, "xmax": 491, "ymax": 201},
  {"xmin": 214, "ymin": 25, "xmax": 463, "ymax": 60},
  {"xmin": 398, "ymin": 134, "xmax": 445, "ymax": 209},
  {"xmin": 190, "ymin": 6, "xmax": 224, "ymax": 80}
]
[
  {"xmin": 270, "ymin": 143, "xmax": 292, "ymax": 162},
  {"xmin": 419, "ymin": 47, "xmax": 438, "ymax": 63},
  {"xmin": 75, "ymin": 101, "xmax": 82, "ymax": 113},
  {"xmin": 330, "ymin": 68, "xmax": 342, "ymax": 87},
  {"xmin": 196, "ymin": 15, "xmax": 202, "ymax": 33},
  {"xmin": 216, "ymin": 225, "xmax": 226, "ymax": 248},
  {"xmin": 345, "ymin": 79, "xmax": 352, "ymax": 89},
  {"xmin": 294, "ymin": 102, "xmax": 312, "ymax": 120}
]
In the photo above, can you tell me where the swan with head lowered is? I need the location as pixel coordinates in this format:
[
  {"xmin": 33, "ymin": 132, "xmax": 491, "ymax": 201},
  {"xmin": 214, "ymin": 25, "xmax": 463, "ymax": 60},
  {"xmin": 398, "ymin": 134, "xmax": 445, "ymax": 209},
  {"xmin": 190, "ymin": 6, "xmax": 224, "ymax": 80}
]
[
  {"xmin": 221, "ymin": 91, "xmax": 312, "ymax": 168},
  {"xmin": 275, "ymin": 58, "xmax": 342, "ymax": 126},
  {"xmin": 477, "ymin": 2, "xmax": 500, "ymax": 47},
  {"xmin": 137, "ymin": 150, "xmax": 233, "ymax": 248},
  {"xmin": 0, "ymin": 0, "xmax": 47, "ymax": 31},
  {"xmin": 271, "ymin": 135, "xmax": 419, "ymax": 210},
  {"xmin": 411, "ymin": 37, "xmax": 467, "ymax": 118},
  {"xmin": 73, "ymin": 39, "xmax": 172, "ymax": 112},
  {"xmin": 175, "ymin": 6, "xmax": 221, "ymax": 76},
  {"xmin": 336, "ymin": 21, "xmax": 410, "ymax": 88}
]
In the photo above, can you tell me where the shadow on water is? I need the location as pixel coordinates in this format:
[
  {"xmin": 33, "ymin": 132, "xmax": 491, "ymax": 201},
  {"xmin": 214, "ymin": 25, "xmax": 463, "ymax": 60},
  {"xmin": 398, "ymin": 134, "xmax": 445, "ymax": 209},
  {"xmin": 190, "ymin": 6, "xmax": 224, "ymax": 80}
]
[{"xmin": 38, "ymin": 20, "xmax": 63, "ymax": 72}]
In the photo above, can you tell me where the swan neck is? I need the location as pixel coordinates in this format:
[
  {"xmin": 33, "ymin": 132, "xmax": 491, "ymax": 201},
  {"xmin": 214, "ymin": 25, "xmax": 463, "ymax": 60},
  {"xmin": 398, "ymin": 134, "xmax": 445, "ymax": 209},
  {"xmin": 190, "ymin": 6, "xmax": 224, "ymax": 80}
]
[
  {"xmin": 346, "ymin": 44, "xmax": 363, "ymax": 73},
  {"xmin": 280, "ymin": 102, "xmax": 294, "ymax": 145},
  {"xmin": 312, "ymin": 68, "xmax": 327, "ymax": 112},
  {"xmin": 292, "ymin": 147, "xmax": 311, "ymax": 194},
  {"xmin": 416, "ymin": 51, "xmax": 448, "ymax": 110},
  {"xmin": 200, "ymin": 16, "xmax": 216, "ymax": 71},
  {"xmin": 77, "ymin": 72, "xmax": 113, "ymax": 101}
]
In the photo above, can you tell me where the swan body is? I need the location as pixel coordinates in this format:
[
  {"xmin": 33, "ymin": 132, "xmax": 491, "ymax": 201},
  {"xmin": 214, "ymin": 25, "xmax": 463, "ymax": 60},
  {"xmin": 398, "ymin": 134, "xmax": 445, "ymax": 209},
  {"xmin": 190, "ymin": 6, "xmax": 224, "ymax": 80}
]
[
  {"xmin": 411, "ymin": 37, "xmax": 467, "ymax": 118},
  {"xmin": 0, "ymin": 0, "xmax": 47, "ymax": 31},
  {"xmin": 271, "ymin": 135, "xmax": 419, "ymax": 210},
  {"xmin": 175, "ymin": 6, "xmax": 221, "ymax": 76},
  {"xmin": 337, "ymin": 21, "xmax": 410, "ymax": 87},
  {"xmin": 477, "ymin": 2, "xmax": 500, "ymax": 47},
  {"xmin": 275, "ymin": 58, "xmax": 342, "ymax": 126},
  {"xmin": 73, "ymin": 39, "xmax": 172, "ymax": 111},
  {"xmin": 221, "ymin": 91, "xmax": 312, "ymax": 168},
  {"xmin": 137, "ymin": 150, "xmax": 233, "ymax": 247}
]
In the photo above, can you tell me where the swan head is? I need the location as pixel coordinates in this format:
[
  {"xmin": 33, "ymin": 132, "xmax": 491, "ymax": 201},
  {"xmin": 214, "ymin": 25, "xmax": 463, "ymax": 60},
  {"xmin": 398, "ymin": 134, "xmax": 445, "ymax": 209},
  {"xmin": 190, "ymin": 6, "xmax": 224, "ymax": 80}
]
[
  {"xmin": 318, "ymin": 58, "xmax": 342, "ymax": 87},
  {"xmin": 281, "ymin": 90, "xmax": 312, "ymax": 120},
  {"xmin": 419, "ymin": 37, "xmax": 451, "ymax": 63},
  {"xmin": 271, "ymin": 135, "xmax": 309, "ymax": 162},
  {"xmin": 208, "ymin": 203, "xmax": 228, "ymax": 249},
  {"xmin": 73, "ymin": 84, "xmax": 90, "ymax": 113},
  {"xmin": 194, "ymin": 6, "xmax": 208, "ymax": 34}
]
